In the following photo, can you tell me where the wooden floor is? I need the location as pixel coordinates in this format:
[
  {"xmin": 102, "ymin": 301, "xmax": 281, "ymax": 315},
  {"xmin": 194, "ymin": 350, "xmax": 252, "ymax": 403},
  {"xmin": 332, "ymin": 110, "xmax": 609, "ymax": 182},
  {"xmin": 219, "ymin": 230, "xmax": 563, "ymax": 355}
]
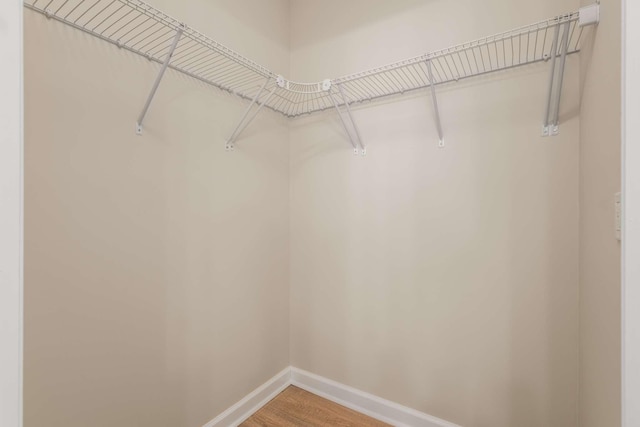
[{"xmin": 240, "ymin": 386, "xmax": 391, "ymax": 427}]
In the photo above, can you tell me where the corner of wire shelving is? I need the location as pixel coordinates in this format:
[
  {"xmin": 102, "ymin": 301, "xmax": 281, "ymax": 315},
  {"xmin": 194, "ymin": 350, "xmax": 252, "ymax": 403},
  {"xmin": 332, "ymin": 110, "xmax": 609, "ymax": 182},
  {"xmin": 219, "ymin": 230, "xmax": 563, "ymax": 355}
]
[{"xmin": 23, "ymin": 0, "xmax": 600, "ymax": 149}]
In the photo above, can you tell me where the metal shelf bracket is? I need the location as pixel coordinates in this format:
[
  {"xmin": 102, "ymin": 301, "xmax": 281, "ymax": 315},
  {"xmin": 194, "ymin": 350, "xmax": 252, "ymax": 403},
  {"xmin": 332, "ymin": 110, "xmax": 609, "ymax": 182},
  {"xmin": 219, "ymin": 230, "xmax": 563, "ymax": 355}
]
[
  {"xmin": 542, "ymin": 21, "xmax": 569, "ymax": 137},
  {"xmin": 225, "ymin": 77, "xmax": 276, "ymax": 151},
  {"xmin": 579, "ymin": 3, "xmax": 600, "ymax": 26},
  {"xmin": 426, "ymin": 59, "xmax": 445, "ymax": 148},
  {"xmin": 328, "ymin": 83, "xmax": 366, "ymax": 156},
  {"xmin": 136, "ymin": 26, "xmax": 184, "ymax": 135},
  {"xmin": 543, "ymin": 4, "xmax": 599, "ymax": 137}
]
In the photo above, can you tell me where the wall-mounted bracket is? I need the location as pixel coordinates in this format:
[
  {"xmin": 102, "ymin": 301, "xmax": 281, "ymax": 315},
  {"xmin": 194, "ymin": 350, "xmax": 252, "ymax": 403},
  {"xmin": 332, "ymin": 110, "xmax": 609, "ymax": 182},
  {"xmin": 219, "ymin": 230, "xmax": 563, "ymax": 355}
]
[
  {"xmin": 542, "ymin": 21, "xmax": 570, "ymax": 137},
  {"xmin": 579, "ymin": 3, "xmax": 600, "ymax": 26},
  {"xmin": 327, "ymin": 82, "xmax": 366, "ymax": 156},
  {"xmin": 225, "ymin": 77, "xmax": 276, "ymax": 151},
  {"xmin": 541, "ymin": 4, "xmax": 598, "ymax": 137},
  {"xmin": 426, "ymin": 59, "xmax": 445, "ymax": 148},
  {"xmin": 337, "ymin": 84, "xmax": 366, "ymax": 156},
  {"xmin": 135, "ymin": 26, "xmax": 184, "ymax": 135}
]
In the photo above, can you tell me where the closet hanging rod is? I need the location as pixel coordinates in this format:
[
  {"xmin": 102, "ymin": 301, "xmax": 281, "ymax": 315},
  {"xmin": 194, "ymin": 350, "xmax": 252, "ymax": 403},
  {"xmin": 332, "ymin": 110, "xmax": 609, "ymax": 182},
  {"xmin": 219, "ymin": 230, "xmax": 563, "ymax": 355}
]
[{"xmin": 24, "ymin": 0, "xmax": 598, "ymax": 120}]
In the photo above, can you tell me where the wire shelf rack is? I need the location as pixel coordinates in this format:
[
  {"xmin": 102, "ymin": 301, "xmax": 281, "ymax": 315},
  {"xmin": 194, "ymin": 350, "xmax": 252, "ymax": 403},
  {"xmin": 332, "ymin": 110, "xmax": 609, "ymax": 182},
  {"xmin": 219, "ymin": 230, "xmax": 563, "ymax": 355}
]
[
  {"xmin": 24, "ymin": 0, "xmax": 290, "ymax": 113},
  {"xmin": 327, "ymin": 13, "xmax": 583, "ymax": 116},
  {"xmin": 25, "ymin": 0, "xmax": 589, "ymax": 120}
]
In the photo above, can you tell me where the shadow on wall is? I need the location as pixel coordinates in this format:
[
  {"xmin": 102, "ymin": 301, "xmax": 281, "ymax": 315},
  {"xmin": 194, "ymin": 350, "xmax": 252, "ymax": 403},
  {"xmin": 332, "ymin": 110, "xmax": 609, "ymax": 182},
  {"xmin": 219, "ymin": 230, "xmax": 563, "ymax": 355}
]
[{"xmin": 578, "ymin": 23, "xmax": 597, "ymax": 103}]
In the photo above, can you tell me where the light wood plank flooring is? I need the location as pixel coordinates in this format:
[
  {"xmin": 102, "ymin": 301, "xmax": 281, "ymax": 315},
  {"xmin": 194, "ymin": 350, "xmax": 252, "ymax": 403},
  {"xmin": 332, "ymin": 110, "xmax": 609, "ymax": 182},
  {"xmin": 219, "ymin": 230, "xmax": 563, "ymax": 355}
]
[{"xmin": 240, "ymin": 385, "xmax": 391, "ymax": 427}]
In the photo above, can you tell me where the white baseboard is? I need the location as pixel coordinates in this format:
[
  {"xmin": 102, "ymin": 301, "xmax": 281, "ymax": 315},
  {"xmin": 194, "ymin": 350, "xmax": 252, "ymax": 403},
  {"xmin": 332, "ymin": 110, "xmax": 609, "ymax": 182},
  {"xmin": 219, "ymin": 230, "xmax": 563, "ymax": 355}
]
[
  {"xmin": 204, "ymin": 367, "xmax": 290, "ymax": 427},
  {"xmin": 204, "ymin": 366, "xmax": 459, "ymax": 427},
  {"xmin": 290, "ymin": 367, "xmax": 460, "ymax": 427}
]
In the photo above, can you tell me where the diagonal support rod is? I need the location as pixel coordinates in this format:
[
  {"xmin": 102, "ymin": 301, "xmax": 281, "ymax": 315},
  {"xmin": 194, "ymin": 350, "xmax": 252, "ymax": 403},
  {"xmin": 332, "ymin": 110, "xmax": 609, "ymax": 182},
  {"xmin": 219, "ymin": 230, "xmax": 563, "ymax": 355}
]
[
  {"xmin": 136, "ymin": 27, "xmax": 184, "ymax": 135},
  {"xmin": 552, "ymin": 22, "xmax": 571, "ymax": 128},
  {"xmin": 328, "ymin": 86, "xmax": 362, "ymax": 155},
  {"xmin": 542, "ymin": 21, "xmax": 570, "ymax": 136},
  {"xmin": 337, "ymin": 84, "xmax": 366, "ymax": 155},
  {"xmin": 225, "ymin": 78, "xmax": 274, "ymax": 151},
  {"xmin": 426, "ymin": 59, "xmax": 445, "ymax": 148},
  {"xmin": 233, "ymin": 87, "xmax": 278, "ymax": 140},
  {"xmin": 543, "ymin": 24, "xmax": 560, "ymax": 135}
]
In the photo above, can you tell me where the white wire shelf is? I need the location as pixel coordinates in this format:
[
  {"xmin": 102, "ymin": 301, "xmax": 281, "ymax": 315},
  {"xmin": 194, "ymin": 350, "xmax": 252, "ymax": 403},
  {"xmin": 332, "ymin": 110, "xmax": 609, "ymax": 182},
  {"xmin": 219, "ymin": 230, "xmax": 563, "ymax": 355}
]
[
  {"xmin": 329, "ymin": 13, "xmax": 583, "ymax": 115},
  {"xmin": 24, "ymin": 0, "xmax": 289, "ymax": 113},
  {"xmin": 25, "ymin": 0, "xmax": 590, "ymax": 119}
]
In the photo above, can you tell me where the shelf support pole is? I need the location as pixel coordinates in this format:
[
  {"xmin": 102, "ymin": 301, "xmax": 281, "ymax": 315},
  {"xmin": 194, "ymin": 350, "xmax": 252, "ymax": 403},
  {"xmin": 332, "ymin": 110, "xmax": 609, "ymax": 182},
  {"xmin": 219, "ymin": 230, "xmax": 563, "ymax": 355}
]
[
  {"xmin": 337, "ymin": 84, "xmax": 366, "ymax": 155},
  {"xmin": 542, "ymin": 24, "xmax": 560, "ymax": 136},
  {"xmin": 136, "ymin": 27, "xmax": 184, "ymax": 135},
  {"xmin": 426, "ymin": 59, "xmax": 444, "ymax": 148},
  {"xmin": 542, "ymin": 21, "xmax": 570, "ymax": 137},
  {"xmin": 328, "ymin": 84, "xmax": 362, "ymax": 155},
  {"xmin": 551, "ymin": 21, "xmax": 571, "ymax": 129},
  {"xmin": 225, "ymin": 80, "xmax": 276, "ymax": 151}
]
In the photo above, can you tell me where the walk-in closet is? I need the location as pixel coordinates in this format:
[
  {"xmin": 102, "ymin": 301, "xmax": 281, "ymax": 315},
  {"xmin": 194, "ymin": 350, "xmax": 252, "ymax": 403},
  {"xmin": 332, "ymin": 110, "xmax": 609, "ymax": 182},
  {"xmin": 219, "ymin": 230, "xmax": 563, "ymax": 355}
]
[{"xmin": 1, "ymin": 0, "xmax": 632, "ymax": 426}]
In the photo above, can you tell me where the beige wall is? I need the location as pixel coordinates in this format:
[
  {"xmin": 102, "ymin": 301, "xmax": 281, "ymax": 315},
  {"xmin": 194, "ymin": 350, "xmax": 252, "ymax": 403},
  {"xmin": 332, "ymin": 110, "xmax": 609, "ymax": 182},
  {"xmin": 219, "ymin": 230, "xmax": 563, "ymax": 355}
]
[
  {"xmin": 578, "ymin": 0, "xmax": 622, "ymax": 425},
  {"xmin": 23, "ymin": 1, "xmax": 290, "ymax": 426},
  {"xmin": 289, "ymin": 1, "xmax": 581, "ymax": 426}
]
